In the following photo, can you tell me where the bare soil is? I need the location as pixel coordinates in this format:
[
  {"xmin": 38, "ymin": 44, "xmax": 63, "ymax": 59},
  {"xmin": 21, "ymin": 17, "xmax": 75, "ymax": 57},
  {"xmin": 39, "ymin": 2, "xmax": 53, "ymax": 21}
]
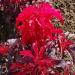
[{"xmin": 57, "ymin": 0, "xmax": 75, "ymax": 33}]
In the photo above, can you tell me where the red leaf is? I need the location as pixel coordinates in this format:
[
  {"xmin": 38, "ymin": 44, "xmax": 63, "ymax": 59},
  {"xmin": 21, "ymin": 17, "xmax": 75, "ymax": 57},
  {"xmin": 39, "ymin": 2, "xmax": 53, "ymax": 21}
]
[
  {"xmin": 63, "ymin": 66, "xmax": 70, "ymax": 75},
  {"xmin": 10, "ymin": 62, "xmax": 23, "ymax": 70},
  {"xmin": 73, "ymin": 72, "xmax": 75, "ymax": 75},
  {"xmin": 32, "ymin": 42, "xmax": 38, "ymax": 57},
  {"xmin": 39, "ymin": 46, "xmax": 46, "ymax": 59},
  {"xmin": 39, "ymin": 58, "xmax": 56, "ymax": 67},
  {"xmin": 20, "ymin": 50, "xmax": 34, "ymax": 58},
  {"xmin": 0, "ymin": 46, "xmax": 8, "ymax": 55}
]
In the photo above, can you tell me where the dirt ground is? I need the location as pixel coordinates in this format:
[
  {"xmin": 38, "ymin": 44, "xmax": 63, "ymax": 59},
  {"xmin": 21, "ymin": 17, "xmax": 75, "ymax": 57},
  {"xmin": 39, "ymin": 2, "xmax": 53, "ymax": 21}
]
[{"xmin": 57, "ymin": 0, "xmax": 75, "ymax": 33}]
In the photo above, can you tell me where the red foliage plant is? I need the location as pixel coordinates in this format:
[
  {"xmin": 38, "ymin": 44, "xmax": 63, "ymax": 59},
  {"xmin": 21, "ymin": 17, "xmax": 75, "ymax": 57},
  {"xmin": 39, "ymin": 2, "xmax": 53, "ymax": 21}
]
[
  {"xmin": 0, "ymin": 2, "xmax": 74, "ymax": 75},
  {"xmin": 11, "ymin": 42, "xmax": 58, "ymax": 75},
  {"xmin": 14, "ymin": 2, "xmax": 74, "ymax": 75},
  {"xmin": 16, "ymin": 2, "xmax": 64, "ymax": 47},
  {"xmin": 13, "ymin": 2, "xmax": 66, "ymax": 75}
]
